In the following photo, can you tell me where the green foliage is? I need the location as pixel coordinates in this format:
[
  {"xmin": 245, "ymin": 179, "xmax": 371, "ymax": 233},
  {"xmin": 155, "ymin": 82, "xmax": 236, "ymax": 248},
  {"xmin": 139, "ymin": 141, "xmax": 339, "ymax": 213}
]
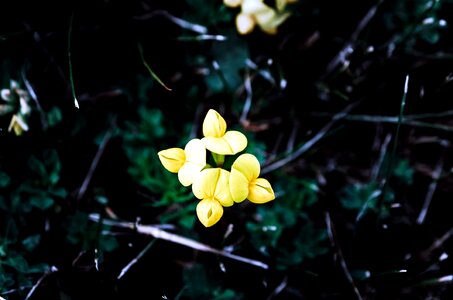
[
  {"xmin": 122, "ymin": 106, "xmax": 196, "ymax": 227},
  {"xmin": 66, "ymin": 211, "xmax": 118, "ymax": 254},
  {"xmin": 184, "ymin": 0, "xmax": 233, "ymax": 26},
  {"xmin": 247, "ymin": 177, "xmax": 327, "ymax": 269},
  {"xmin": 382, "ymin": 0, "xmax": 447, "ymax": 50},
  {"xmin": 177, "ymin": 264, "xmax": 243, "ymax": 300},
  {"xmin": 205, "ymin": 35, "xmax": 249, "ymax": 93}
]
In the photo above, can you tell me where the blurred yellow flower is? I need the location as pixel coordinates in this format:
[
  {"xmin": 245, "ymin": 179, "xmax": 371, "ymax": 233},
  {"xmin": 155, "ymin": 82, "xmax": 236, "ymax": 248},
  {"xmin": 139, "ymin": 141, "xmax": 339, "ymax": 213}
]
[
  {"xmin": 201, "ymin": 109, "xmax": 247, "ymax": 155},
  {"xmin": 1, "ymin": 80, "xmax": 32, "ymax": 136},
  {"xmin": 8, "ymin": 115, "xmax": 29, "ymax": 136},
  {"xmin": 192, "ymin": 168, "xmax": 234, "ymax": 227},
  {"xmin": 158, "ymin": 138, "xmax": 206, "ymax": 187},
  {"xmin": 223, "ymin": 0, "xmax": 241, "ymax": 8},
  {"xmin": 226, "ymin": 0, "xmax": 295, "ymax": 35},
  {"xmin": 229, "ymin": 153, "xmax": 275, "ymax": 204}
]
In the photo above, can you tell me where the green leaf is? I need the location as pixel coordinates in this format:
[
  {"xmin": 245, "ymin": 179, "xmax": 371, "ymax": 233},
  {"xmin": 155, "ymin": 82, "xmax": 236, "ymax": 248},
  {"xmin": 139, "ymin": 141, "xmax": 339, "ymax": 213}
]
[
  {"xmin": 393, "ymin": 159, "xmax": 414, "ymax": 185},
  {"xmin": 100, "ymin": 235, "xmax": 119, "ymax": 252},
  {"xmin": 0, "ymin": 171, "xmax": 11, "ymax": 188},
  {"xmin": 30, "ymin": 196, "xmax": 54, "ymax": 210},
  {"xmin": 22, "ymin": 234, "xmax": 41, "ymax": 252},
  {"xmin": 205, "ymin": 33, "xmax": 249, "ymax": 93},
  {"xmin": 28, "ymin": 155, "xmax": 47, "ymax": 178},
  {"xmin": 3, "ymin": 253, "xmax": 29, "ymax": 273},
  {"xmin": 46, "ymin": 106, "xmax": 63, "ymax": 127}
]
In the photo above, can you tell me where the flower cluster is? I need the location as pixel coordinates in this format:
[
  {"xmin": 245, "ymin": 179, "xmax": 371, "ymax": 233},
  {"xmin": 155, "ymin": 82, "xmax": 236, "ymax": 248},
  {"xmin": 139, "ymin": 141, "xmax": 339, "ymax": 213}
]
[
  {"xmin": 0, "ymin": 80, "xmax": 32, "ymax": 136},
  {"xmin": 158, "ymin": 109, "xmax": 275, "ymax": 227},
  {"xmin": 224, "ymin": 0, "xmax": 297, "ymax": 35}
]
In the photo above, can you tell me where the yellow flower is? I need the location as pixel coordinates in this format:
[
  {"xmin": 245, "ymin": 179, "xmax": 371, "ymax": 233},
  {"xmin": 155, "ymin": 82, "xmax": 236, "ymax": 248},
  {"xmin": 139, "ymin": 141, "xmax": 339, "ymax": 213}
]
[
  {"xmin": 242, "ymin": 0, "xmax": 290, "ymax": 35},
  {"xmin": 1, "ymin": 80, "xmax": 32, "ymax": 136},
  {"xmin": 157, "ymin": 138, "xmax": 206, "ymax": 187},
  {"xmin": 192, "ymin": 168, "xmax": 234, "ymax": 227},
  {"xmin": 227, "ymin": 0, "xmax": 294, "ymax": 35},
  {"xmin": 276, "ymin": 0, "xmax": 298, "ymax": 11},
  {"xmin": 224, "ymin": 0, "xmax": 242, "ymax": 8},
  {"xmin": 229, "ymin": 153, "xmax": 275, "ymax": 204},
  {"xmin": 201, "ymin": 109, "xmax": 247, "ymax": 155},
  {"xmin": 8, "ymin": 114, "xmax": 29, "ymax": 136}
]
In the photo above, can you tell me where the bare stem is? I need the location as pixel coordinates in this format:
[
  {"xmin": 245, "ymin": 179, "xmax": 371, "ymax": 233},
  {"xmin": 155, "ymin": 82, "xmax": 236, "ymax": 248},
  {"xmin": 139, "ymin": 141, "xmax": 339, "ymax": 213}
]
[
  {"xmin": 325, "ymin": 212, "xmax": 363, "ymax": 300},
  {"xmin": 89, "ymin": 214, "xmax": 268, "ymax": 270}
]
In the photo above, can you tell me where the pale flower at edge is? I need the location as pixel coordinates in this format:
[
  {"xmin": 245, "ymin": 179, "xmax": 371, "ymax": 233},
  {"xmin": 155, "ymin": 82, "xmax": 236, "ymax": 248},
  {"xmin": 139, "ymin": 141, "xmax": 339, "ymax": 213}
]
[
  {"xmin": 157, "ymin": 138, "xmax": 206, "ymax": 187},
  {"xmin": 201, "ymin": 109, "xmax": 247, "ymax": 155},
  {"xmin": 229, "ymin": 153, "xmax": 275, "ymax": 204},
  {"xmin": 192, "ymin": 168, "xmax": 234, "ymax": 227}
]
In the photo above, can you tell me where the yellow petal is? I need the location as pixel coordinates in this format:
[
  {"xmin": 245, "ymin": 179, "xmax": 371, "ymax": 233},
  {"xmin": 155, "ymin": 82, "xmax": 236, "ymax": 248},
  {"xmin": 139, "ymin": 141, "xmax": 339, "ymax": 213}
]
[
  {"xmin": 192, "ymin": 168, "xmax": 233, "ymax": 207},
  {"xmin": 223, "ymin": 131, "xmax": 247, "ymax": 154},
  {"xmin": 236, "ymin": 13, "xmax": 256, "ymax": 35},
  {"xmin": 229, "ymin": 168, "xmax": 249, "ymax": 203},
  {"xmin": 214, "ymin": 169, "xmax": 234, "ymax": 207},
  {"xmin": 196, "ymin": 198, "xmax": 224, "ymax": 227},
  {"xmin": 157, "ymin": 148, "xmax": 185, "ymax": 173},
  {"xmin": 231, "ymin": 153, "xmax": 260, "ymax": 181},
  {"xmin": 178, "ymin": 139, "xmax": 206, "ymax": 186},
  {"xmin": 276, "ymin": 0, "xmax": 298, "ymax": 11},
  {"xmin": 203, "ymin": 109, "xmax": 226, "ymax": 138},
  {"xmin": 192, "ymin": 168, "xmax": 216, "ymax": 200},
  {"xmin": 241, "ymin": 0, "xmax": 269, "ymax": 15},
  {"xmin": 202, "ymin": 137, "xmax": 231, "ymax": 155},
  {"xmin": 248, "ymin": 178, "xmax": 275, "ymax": 204},
  {"xmin": 224, "ymin": 0, "xmax": 242, "ymax": 8},
  {"xmin": 185, "ymin": 138, "xmax": 206, "ymax": 166},
  {"xmin": 256, "ymin": 12, "xmax": 290, "ymax": 34},
  {"xmin": 202, "ymin": 131, "xmax": 247, "ymax": 155},
  {"xmin": 178, "ymin": 162, "xmax": 203, "ymax": 187}
]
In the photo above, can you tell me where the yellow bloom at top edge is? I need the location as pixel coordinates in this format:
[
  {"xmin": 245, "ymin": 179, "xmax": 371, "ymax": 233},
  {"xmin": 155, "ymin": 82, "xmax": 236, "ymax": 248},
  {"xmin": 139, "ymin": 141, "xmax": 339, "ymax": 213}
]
[
  {"xmin": 224, "ymin": 0, "xmax": 242, "ymax": 8},
  {"xmin": 227, "ymin": 0, "xmax": 296, "ymax": 35},
  {"xmin": 229, "ymin": 153, "xmax": 275, "ymax": 204},
  {"xmin": 201, "ymin": 109, "xmax": 247, "ymax": 155},
  {"xmin": 158, "ymin": 138, "xmax": 206, "ymax": 187}
]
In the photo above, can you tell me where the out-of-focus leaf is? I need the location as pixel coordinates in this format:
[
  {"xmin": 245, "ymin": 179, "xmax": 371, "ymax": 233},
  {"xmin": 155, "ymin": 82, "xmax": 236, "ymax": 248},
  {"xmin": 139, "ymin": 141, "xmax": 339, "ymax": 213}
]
[
  {"xmin": 46, "ymin": 106, "xmax": 62, "ymax": 127},
  {"xmin": 30, "ymin": 196, "xmax": 54, "ymax": 210},
  {"xmin": 22, "ymin": 234, "xmax": 41, "ymax": 252},
  {"xmin": 100, "ymin": 235, "xmax": 119, "ymax": 252},
  {"xmin": 205, "ymin": 33, "xmax": 249, "ymax": 93},
  {"xmin": 0, "ymin": 171, "xmax": 11, "ymax": 188},
  {"xmin": 3, "ymin": 252, "xmax": 29, "ymax": 273}
]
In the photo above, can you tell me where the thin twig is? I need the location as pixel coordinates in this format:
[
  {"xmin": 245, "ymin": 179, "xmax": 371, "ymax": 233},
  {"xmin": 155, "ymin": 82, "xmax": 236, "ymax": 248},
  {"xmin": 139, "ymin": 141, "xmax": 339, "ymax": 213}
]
[
  {"xmin": 239, "ymin": 68, "xmax": 253, "ymax": 124},
  {"xmin": 311, "ymin": 113, "xmax": 453, "ymax": 133},
  {"xmin": 68, "ymin": 12, "xmax": 79, "ymax": 108},
  {"xmin": 118, "ymin": 239, "xmax": 156, "ymax": 279},
  {"xmin": 324, "ymin": 0, "xmax": 384, "ymax": 76},
  {"xmin": 25, "ymin": 266, "xmax": 58, "ymax": 300},
  {"xmin": 377, "ymin": 75, "xmax": 409, "ymax": 210},
  {"xmin": 138, "ymin": 42, "xmax": 172, "ymax": 91},
  {"xmin": 261, "ymin": 102, "xmax": 357, "ymax": 175},
  {"xmin": 76, "ymin": 122, "xmax": 116, "ymax": 202},
  {"xmin": 89, "ymin": 214, "xmax": 268, "ymax": 269},
  {"xmin": 266, "ymin": 276, "xmax": 288, "ymax": 300},
  {"xmin": 416, "ymin": 155, "xmax": 444, "ymax": 225},
  {"xmin": 133, "ymin": 10, "xmax": 207, "ymax": 34},
  {"xmin": 22, "ymin": 70, "xmax": 48, "ymax": 129},
  {"xmin": 325, "ymin": 212, "xmax": 363, "ymax": 300},
  {"xmin": 421, "ymin": 227, "xmax": 453, "ymax": 260},
  {"xmin": 371, "ymin": 133, "xmax": 392, "ymax": 181},
  {"xmin": 285, "ymin": 121, "xmax": 299, "ymax": 154}
]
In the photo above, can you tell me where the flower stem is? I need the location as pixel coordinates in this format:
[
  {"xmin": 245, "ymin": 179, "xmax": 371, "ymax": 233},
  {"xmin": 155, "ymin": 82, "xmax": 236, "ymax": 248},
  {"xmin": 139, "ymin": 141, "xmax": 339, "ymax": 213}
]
[{"xmin": 212, "ymin": 153, "xmax": 225, "ymax": 167}]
